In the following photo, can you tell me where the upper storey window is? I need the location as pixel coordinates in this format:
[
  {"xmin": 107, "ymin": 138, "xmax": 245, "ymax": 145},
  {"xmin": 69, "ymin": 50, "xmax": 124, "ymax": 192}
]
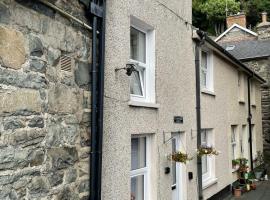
[{"xmin": 130, "ymin": 17, "xmax": 155, "ymax": 103}]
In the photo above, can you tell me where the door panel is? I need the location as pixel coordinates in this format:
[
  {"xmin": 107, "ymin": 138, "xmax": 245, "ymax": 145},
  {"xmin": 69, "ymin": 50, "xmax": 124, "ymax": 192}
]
[{"xmin": 171, "ymin": 133, "xmax": 183, "ymax": 200}]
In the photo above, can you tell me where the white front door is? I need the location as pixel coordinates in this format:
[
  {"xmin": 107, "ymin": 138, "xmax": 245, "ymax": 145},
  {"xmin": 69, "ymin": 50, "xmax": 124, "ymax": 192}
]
[{"xmin": 171, "ymin": 133, "xmax": 183, "ymax": 200}]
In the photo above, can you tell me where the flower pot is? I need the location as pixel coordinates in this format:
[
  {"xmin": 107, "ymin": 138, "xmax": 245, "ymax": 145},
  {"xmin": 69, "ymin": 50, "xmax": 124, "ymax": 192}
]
[
  {"xmin": 250, "ymin": 183, "xmax": 256, "ymax": 190},
  {"xmin": 234, "ymin": 188, "xmax": 242, "ymax": 197},
  {"xmin": 255, "ymin": 171, "xmax": 263, "ymax": 179}
]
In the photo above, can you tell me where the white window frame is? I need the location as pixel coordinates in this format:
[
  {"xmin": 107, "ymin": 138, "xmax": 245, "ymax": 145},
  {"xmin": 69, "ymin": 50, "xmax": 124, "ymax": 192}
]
[
  {"xmin": 251, "ymin": 124, "xmax": 256, "ymax": 158},
  {"xmin": 130, "ymin": 135, "xmax": 151, "ymax": 200},
  {"xmin": 130, "ymin": 17, "xmax": 155, "ymax": 104},
  {"xmin": 241, "ymin": 125, "xmax": 250, "ymax": 166},
  {"xmin": 238, "ymin": 71, "xmax": 245, "ymax": 103},
  {"xmin": 200, "ymin": 49, "xmax": 214, "ymax": 92},
  {"xmin": 201, "ymin": 129, "xmax": 216, "ymax": 188},
  {"xmin": 231, "ymin": 125, "xmax": 238, "ymax": 169}
]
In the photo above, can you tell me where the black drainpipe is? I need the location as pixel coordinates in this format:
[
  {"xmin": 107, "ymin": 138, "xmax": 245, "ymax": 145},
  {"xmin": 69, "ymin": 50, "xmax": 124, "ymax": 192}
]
[
  {"xmin": 247, "ymin": 74, "xmax": 254, "ymax": 170},
  {"xmin": 195, "ymin": 30, "xmax": 205, "ymax": 200},
  {"xmin": 97, "ymin": 0, "xmax": 106, "ymax": 199},
  {"xmin": 82, "ymin": 1, "xmax": 106, "ymax": 200}
]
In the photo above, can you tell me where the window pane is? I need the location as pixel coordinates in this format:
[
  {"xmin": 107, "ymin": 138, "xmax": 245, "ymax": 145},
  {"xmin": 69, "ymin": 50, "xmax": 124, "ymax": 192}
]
[
  {"xmin": 232, "ymin": 144, "xmax": 236, "ymax": 160},
  {"xmin": 201, "ymin": 51, "xmax": 207, "ymax": 70},
  {"xmin": 240, "ymin": 139, "xmax": 243, "ymax": 154},
  {"xmin": 130, "ymin": 27, "xmax": 146, "ymax": 63},
  {"xmin": 231, "ymin": 127, "xmax": 236, "ymax": 143},
  {"xmin": 201, "ymin": 71, "xmax": 207, "ymax": 87},
  {"xmin": 131, "ymin": 175, "xmax": 144, "ymax": 200},
  {"xmin": 130, "ymin": 70, "xmax": 143, "ymax": 96},
  {"xmin": 201, "ymin": 130, "xmax": 207, "ymax": 144},
  {"xmin": 201, "ymin": 51, "xmax": 208, "ymax": 88},
  {"xmin": 131, "ymin": 137, "xmax": 146, "ymax": 170},
  {"xmin": 202, "ymin": 155, "xmax": 208, "ymax": 174}
]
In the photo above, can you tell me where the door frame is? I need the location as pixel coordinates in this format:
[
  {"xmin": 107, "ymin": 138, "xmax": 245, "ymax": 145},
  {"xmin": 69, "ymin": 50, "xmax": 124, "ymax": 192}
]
[{"xmin": 171, "ymin": 132, "xmax": 187, "ymax": 200}]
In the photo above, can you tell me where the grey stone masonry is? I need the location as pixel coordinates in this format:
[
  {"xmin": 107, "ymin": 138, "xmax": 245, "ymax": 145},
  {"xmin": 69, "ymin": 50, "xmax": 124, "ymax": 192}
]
[
  {"xmin": 245, "ymin": 59, "xmax": 270, "ymax": 164},
  {"xmin": 0, "ymin": 1, "xmax": 91, "ymax": 199}
]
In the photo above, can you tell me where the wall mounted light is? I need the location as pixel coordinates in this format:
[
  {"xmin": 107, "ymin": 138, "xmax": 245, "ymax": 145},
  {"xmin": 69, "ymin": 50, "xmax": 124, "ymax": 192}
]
[{"xmin": 115, "ymin": 62, "xmax": 138, "ymax": 76}]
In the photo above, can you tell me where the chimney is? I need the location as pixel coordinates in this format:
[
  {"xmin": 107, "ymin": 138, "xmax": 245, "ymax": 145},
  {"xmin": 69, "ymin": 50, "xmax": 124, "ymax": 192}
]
[
  {"xmin": 262, "ymin": 12, "xmax": 268, "ymax": 23},
  {"xmin": 226, "ymin": 13, "xmax": 246, "ymax": 28},
  {"xmin": 257, "ymin": 12, "xmax": 270, "ymax": 40}
]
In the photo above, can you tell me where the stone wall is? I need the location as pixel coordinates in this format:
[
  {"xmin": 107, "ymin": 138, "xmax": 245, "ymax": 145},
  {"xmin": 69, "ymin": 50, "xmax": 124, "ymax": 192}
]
[
  {"xmin": 245, "ymin": 59, "xmax": 270, "ymax": 163},
  {"xmin": 0, "ymin": 0, "xmax": 91, "ymax": 199}
]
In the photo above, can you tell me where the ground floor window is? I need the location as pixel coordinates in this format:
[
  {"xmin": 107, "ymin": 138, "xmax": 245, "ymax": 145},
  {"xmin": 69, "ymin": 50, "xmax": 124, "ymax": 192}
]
[
  {"xmin": 131, "ymin": 136, "xmax": 149, "ymax": 200},
  {"xmin": 201, "ymin": 129, "xmax": 215, "ymax": 186},
  {"xmin": 251, "ymin": 124, "xmax": 256, "ymax": 158},
  {"xmin": 231, "ymin": 125, "xmax": 239, "ymax": 170}
]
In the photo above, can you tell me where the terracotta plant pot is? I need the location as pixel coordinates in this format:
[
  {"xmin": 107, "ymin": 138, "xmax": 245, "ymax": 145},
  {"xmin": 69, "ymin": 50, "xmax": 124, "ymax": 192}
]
[
  {"xmin": 250, "ymin": 183, "xmax": 256, "ymax": 190},
  {"xmin": 234, "ymin": 188, "xmax": 242, "ymax": 197}
]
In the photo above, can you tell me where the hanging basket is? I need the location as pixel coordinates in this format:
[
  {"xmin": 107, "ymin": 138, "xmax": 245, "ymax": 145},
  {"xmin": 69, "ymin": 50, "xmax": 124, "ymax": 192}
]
[
  {"xmin": 197, "ymin": 146, "xmax": 219, "ymax": 157},
  {"xmin": 170, "ymin": 151, "xmax": 193, "ymax": 164}
]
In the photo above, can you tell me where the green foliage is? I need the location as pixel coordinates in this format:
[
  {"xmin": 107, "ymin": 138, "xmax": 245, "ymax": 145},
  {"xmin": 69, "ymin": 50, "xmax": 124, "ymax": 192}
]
[
  {"xmin": 193, "ymin": 0, "xmax": 270, "ymax": 33},
  {"xmin": 200, "ymin": 0, "xmax": 240, "ymax": 22},
  {"xmin": 193, "ymin": 0, "xmax": 240, "ymax": 35},
  {"xmin": 232, "ymin": 159, "xmax": 240, "ymax": 166}
]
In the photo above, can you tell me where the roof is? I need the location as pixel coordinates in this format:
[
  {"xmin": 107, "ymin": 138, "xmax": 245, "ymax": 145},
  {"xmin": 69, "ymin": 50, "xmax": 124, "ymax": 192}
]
[
  {"xmin": 194, "ymin": 30, "xmax": 265, "ymax": 84},
  {"xmin": 215, "ymin": 24, "xmax": 258, "ymax": 42},
  {"xmin": 220, "ymin": 40, "xmax": 270, "ymax": 60}
]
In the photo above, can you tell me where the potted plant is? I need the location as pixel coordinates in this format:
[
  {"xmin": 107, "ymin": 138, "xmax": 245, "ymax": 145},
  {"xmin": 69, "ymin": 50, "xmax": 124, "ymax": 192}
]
[
  {"xmin": 253, "ymin": 151, "xmax": 266, "ymax": 180},
  {"xmin": 197, "ymin": 145, "xmax": 219, "ymax": 157},
  {"xmin": 233, "ymin": 182, "xmax": 242, "ymax": 197},
  {"xmin": 170, "ymin": 151, "xmax": 193, "ymax": 164},
  {"xmin": 249, "ymin": 179, "xmax": 256, "ymax": 190},
  {"xmin": 237, "ymin": 158, "xmax": 248, "ymax": 173},
  {"xmin": 232, "ymin": 159, "xmax": 240, "ymax": 169}
]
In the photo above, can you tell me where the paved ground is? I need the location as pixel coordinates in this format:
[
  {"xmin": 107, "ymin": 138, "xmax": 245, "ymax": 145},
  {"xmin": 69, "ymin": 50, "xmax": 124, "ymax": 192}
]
[{"xmin": 224, "ymin": 180, "xmax": 270, "ymax": 200}]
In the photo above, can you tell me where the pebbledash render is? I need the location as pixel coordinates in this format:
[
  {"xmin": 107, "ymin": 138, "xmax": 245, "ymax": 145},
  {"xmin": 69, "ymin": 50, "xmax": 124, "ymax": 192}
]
[
  {"xmin": 0, "ymin": 1, "xmax": 265, "ymax": 200},
  {"xmin": 103, "ymin": 1, "xmax": 264, "ymax": 200},
  {"xmin": 0, "ymin": 1, "xmax": 91, "ymax": 199}
]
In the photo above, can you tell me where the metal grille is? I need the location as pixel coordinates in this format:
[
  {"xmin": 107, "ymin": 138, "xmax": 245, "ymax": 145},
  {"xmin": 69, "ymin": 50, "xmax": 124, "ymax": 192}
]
[{"xmin": 60, "ymin": 55, "xmax": 72, "ymax": 72}]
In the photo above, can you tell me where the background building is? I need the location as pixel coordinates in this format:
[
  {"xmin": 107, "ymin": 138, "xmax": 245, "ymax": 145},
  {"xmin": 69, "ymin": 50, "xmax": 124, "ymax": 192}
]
[{"xmin": 217, "ymin": 13, "xmax": 270, "ymax": 165}]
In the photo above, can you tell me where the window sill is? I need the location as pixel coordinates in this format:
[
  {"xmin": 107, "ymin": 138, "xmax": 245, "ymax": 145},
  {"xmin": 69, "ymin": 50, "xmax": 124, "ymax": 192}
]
[
  {"xmin": 232, "ymin": 168, "xmax": 238, "ymax": 173},
  {"xmin": 201, "ymin": 89, "xmax": 216, "ymax": 97},
  {"xmin": 128, "ymin": 100, "xmax": 160, "ymax": 109},
  {"xmin": 203, "ymin": 178, "xmax": 218, "ymax": 190}
]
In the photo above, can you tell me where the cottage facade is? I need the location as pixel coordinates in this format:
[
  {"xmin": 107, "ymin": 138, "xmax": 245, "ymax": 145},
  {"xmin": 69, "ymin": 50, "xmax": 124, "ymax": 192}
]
[
  {"xmin": 198, "ymin": 34, "xmax": 264, "ymax": 199},
  {"xmin": 216, "ymin": 13, "xmax": 270, "ymax": 166},
  {"xmin": 0, "ymin": 1, "xmax": 265, "ymax": 200},
  {"xmin": 103, "ymin": 1, "xmax": 264, "ymax": 200}
]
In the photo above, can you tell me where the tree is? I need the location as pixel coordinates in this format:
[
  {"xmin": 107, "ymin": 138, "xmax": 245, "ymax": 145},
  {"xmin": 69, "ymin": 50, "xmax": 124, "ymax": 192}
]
[
  {"xmin": 193, "ymin": 0, "xmax": 210, "ymax": 33},
  {"xmin": 200, "ymin": 0, "xmax": 241, "ymax": 35},
  {"xmin": 193, "ymin": 0, "xmax": 270, "ymax": 35}
]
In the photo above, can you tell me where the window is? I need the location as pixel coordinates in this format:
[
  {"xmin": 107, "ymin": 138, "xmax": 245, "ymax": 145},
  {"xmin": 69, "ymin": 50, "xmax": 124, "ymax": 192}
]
[
  {"xmin": 172, "ymin": 137, "xmax": 177, "ymax": 187},
  {"xmin": 241, "ymin": 125, "xmax": 250, "ymax": 166},
  {"xmin": 201, "ymin": 50, "xmax": 213, "ymax": 92},
  {"xmin": 131, "ymin": 136, "xmax": 149, "ymax": 200},
  {"xmin": 252, "ymin": 125, "xmax": 256, "ymax": 158},
  {"xmin": 250, "ymin": 81, "xmax": 256, "ymax": 105},
  {"xmin": 231, "ymin": 125, "xmax": 238, "ymax": 168},
  {"xmin": 201, "ymin": 129, "xmax": 216, "ymax": 186},
  {"xmin": 238, "ymin": 72, "xmax": 245, "ymax": 102},
  {"xmin": 130, "ymin": 18, "xmax": 155, "ymax": 103}
]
